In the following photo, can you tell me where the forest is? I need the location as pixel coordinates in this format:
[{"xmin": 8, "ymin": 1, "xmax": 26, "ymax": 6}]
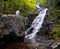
[{"xmin": 0, "ymin": 0, "xmax": 60, "ymax": 49}]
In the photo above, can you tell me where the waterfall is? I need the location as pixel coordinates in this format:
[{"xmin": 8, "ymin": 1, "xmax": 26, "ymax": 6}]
[
  {"xmin": 25, "ymin": 4, "xmax": 48, "ymax": 39},
  {"xmin": 25, "ymin": 8, "xmax": 48, "ymax": 39}
]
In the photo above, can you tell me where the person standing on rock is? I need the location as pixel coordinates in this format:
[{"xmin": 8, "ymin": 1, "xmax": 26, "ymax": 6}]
[{"xmin": 16, "ymin": 9, "xmax": 20, "ymax": 18}]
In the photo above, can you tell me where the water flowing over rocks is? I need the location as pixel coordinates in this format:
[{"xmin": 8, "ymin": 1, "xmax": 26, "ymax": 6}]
[
  {"xmin": 25, "ymin": 8, "xmax": 48, "ymax": 39},
  {"xmin": 25, "ymin": 37, "xmax": 60, "ymax": 49}
]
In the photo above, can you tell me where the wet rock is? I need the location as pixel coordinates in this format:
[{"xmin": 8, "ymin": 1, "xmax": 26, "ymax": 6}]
[
  {"xmin": 24, "ymin": 13, "xmax": 38, "ymax": 29},
  {"xmin": 51, "ymin": 42, "xmax": 60, "ymax": 49},
  {"xmin": 25, "ymin": 36, "xmax": 60, "ymax": 49},
  {"xmin": 55, "ymin": 44, "xmax": 60, "ymax": 49},
  {"xmin": 37, "ymin": 21, "xmax": 55, "ymax": 36}
]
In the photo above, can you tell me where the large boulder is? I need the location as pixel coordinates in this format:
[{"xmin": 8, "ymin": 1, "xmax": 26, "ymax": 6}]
[{"xmin": 0, "ymin": 15, "xmax": 25, "ymax": 48}]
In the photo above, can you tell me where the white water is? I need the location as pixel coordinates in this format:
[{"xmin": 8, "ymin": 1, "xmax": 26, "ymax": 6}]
[{"xmin": 25, "ymin": 8, "xmax": 48, "ymax": 39}]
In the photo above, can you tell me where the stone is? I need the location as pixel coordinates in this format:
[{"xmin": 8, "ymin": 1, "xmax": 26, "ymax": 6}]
[
  {"xmin": 0, "ymin": 15, "xmax": 25, "ymax": 48},
  {"xmin": 24, "ymin": 13, "xmax": 38, "ymax": 29}
]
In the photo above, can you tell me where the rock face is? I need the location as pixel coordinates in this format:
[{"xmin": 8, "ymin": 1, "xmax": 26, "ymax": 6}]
[
  {"xmin": 25, "ymin": 37, "xmax": 60, "ymax": 49},
  {"xmin": 0, "ymin": 15, "xmax": 25, "ymax": 48},
  {"xmin": 37, "ymin": 21, "xmax": 55, "ymax": 36},
  {"xmin": 24, "ymin": 13, "xmax": 38, "ymax": 29}
]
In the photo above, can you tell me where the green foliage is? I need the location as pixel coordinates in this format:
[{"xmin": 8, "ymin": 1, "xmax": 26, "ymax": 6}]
[
  {"xmin": 0, "ymin": 1, "xmax": 16, "ymax": 13},
  {"xmin": 46, "ymin": 0, "xmax": 60, "ymax": 40},
  {"xmin": 12, "ymin": 0, "xmax": 37, "ymax": 16},
  {"xmin": 0, "ymin": 0, "xmax": 37, "ymax": 17},
  {"xmin": 47, "ymin": 7, "xmax": 60, "ymax": 23},
  {"xmin": 46, "ymin": 30, "xmax": 60, "ymax": 40},
  {"xmin": 46, "ymin": 6, "xmax": 60, "ymax": 40},
  {"xmin": 0, "ymin": 0, "xmax": 49, "ymax": 17},
  {"xmin": 37, "ymin": 0, "xmax": 48, "ymax": 6}
]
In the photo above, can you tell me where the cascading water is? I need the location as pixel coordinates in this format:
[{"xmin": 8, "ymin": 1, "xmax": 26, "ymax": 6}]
[{"xmin": 25, "ymin": 4, "xmax": 48, "ymax": 39}]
